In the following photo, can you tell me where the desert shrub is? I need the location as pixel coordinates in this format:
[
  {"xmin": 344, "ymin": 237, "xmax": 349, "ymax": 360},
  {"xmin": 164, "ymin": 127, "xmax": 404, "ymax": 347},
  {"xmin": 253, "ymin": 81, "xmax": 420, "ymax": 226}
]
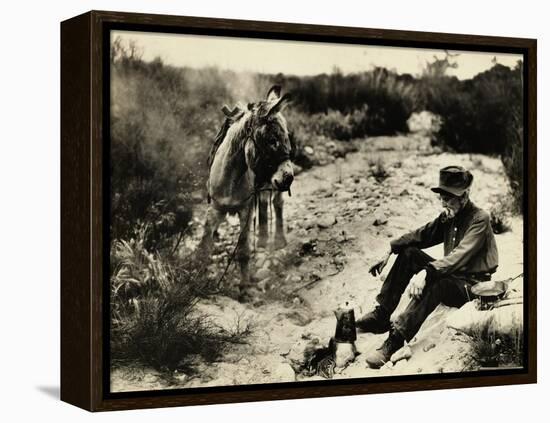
[
  {"xmin": 110, "ymin": 230, "xmax": 249, "ymax": 371},
  {"xmin": 314, "ymin": 109, "xmax": 354, "ymax": 141},
  {"xmin": 502, "ymin": 128, "xmax": 523, "ymax": 213},
  {"xmin": 488, "ymin": 192, "xmax": 515, "ymax": 234},
  {"xmin": 368, "ymin": 155, "xmax": 389, "ymax": 182},
  {"xmin": 110, "ymin": 230, "xmax": 172, "ymax": 305},
  {"xmin": 467, "ymin": 319, "xmax": 523, "ymax": 368},
  {"xmin": 273, "ymin": 68, "xmax": 420, "ymax": 136},
  {"xmin": 287, "ymin": 109, "xmax": 353, "ymax": 141},
  {"xmin": 490, "ymin": 208, "xmax": 511, "ymax": 235},
  {"xmin": 420, "ymin": 63, "xmax": 524, "ymax": 153},
  {"xmin": 501, "ymin": 64, "xmax": 524, "ymax": 213},
  {"xmin": 347, "ymin": 105, "xmax": 371, "ymax": 138},
  {"xmin": 353, "ymin": 68, "xmax": 419, "ymax": 135},
  {"xmin": 112, "ymin": 284, "xmax": 227, "ymax": 371}
]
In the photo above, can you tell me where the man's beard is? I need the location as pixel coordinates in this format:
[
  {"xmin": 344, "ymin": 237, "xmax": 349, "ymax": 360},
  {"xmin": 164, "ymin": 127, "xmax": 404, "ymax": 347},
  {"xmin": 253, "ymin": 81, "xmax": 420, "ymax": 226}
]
[
  {"xmin": 442, "ymin": 206, "xmax": 456, "ymax": 220},
  {"xmin": 441, "ymin": 195, "xmax": 468, "ymax": 221}
]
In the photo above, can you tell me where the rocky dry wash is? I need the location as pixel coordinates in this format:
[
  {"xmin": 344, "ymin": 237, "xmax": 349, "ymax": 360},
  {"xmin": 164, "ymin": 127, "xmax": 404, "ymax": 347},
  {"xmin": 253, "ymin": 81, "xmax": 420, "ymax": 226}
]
[{"xmin": 111, "ymin": 135, "xmax": 523, "ymax": 392}]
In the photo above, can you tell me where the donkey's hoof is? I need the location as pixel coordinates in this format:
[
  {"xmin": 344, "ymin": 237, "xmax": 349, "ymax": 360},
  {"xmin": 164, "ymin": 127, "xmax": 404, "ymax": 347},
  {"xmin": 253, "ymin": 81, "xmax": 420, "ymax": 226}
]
[
  {"xmin": 237, "ymin": 288, "xmax": 256, "ymax": 303},
  {"xmin": 273, "ymin": 235, "xmax": 287, "ymax": 250},
  {"xmin": 257, "ymin": 237, "xmax": 268, "ymax": 249}
]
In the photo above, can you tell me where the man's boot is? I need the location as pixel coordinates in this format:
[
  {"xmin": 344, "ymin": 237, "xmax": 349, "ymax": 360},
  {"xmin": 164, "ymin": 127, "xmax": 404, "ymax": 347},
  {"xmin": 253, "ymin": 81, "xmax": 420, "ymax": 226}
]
[
  {"xmin": 366, "ymin": 328, "xmax": 405, "ymax": 369},
  {"xmin": 356, "ymin": 305, "xmax": 391, "ymax": 334}
]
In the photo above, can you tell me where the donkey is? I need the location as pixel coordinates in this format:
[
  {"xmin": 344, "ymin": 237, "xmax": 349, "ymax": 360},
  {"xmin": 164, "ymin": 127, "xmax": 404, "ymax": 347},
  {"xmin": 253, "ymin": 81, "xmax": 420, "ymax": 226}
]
[{"xmin": 198, "ymin": 85, "xmax": 294, "ymax": 293}]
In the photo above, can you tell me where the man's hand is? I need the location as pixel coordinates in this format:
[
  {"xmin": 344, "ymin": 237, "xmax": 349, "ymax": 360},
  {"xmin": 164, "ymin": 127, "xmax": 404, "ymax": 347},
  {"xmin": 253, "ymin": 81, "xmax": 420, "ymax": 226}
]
[
  {"xmin": 409, "ymin": 269, "xmax": 427, "ymax": 300},
  {"xmin": 369, "ymin": 249, "xmax": 392, "ymax": 277}
]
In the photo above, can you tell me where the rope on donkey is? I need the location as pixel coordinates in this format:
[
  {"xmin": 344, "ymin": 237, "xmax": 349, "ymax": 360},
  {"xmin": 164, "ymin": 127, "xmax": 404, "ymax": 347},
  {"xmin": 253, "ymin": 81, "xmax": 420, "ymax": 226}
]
[{"xmin": 214, "ymin": 187, "xmax": 275, "ymax": 290}]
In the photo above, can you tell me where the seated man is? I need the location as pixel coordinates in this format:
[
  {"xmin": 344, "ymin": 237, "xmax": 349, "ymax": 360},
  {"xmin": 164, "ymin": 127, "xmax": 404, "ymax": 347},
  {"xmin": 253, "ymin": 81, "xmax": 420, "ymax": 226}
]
[{"xmin": 358, "ymin": 166, "xmax": 499, "ymax": 368}]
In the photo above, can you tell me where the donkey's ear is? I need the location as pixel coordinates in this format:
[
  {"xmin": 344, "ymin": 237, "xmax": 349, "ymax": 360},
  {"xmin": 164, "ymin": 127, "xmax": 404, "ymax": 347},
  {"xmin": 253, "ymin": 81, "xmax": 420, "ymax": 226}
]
[
  {"xmin": 221, "ymin": 105, "xmax": 233, "ymax": 116},
  {"xmin": 266, "ymin": 85, "xmax": 282, "ymax": 102},
  {"xmin": 221, "ymin": 105, "xmax": 242, "ymax": 118},
  {"xmin": 265, "ymin": 92, "xmax": 292, "ymax": 117}
]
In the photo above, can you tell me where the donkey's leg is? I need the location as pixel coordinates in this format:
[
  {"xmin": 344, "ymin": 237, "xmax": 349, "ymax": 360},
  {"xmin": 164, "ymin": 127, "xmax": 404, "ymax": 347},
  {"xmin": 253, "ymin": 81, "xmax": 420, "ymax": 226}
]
[
  {"xmin": 273, "ymin": 191, "xmax": 287, "ymax": 249},
  {"xmin": 257, "ymin": 191, "xmax": 269, "ymax": 249},
  {"xmin": 197, "ymin": 207, "xmax": 226, "ymax": 262},
  {"xmin": 236, "ymin": 203, "xmax": 254, "ymax": 288}
]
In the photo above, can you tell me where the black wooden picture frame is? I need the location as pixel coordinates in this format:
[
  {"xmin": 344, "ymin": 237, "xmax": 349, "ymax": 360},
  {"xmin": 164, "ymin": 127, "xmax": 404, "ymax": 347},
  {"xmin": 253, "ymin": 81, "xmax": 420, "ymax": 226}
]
[{"xmin": 61, "ymin": 10, "xmax": 537, "ymax": 411}]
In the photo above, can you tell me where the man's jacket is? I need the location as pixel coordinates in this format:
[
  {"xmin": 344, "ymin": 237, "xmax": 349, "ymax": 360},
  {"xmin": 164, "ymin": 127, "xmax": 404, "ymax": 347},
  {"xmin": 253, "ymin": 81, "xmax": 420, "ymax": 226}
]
[{"xmin": 389, "ymin": 200, "xmax": 498, "ymax": 277}]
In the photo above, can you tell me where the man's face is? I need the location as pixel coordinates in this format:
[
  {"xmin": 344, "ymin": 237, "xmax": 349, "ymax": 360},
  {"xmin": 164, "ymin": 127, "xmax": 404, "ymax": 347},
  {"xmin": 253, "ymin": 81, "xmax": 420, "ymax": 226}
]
[{"xmin": 440, "ymin": 192, "xmax": 464, "ymax": 218}]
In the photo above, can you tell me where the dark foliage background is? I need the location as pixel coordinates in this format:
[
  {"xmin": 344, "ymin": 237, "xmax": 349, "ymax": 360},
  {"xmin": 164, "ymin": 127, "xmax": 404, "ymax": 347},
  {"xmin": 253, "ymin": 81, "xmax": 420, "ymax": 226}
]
[{"xmin": 111, "ymin": 43, "xmax": 524, "ymax": 241}]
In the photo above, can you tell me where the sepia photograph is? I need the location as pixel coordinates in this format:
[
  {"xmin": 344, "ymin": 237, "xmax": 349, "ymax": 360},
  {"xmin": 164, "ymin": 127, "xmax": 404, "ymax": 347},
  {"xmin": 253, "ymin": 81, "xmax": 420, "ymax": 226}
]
[{"xmin": 107, "ymin": 28, "xmax": 526, "ymax": 393}]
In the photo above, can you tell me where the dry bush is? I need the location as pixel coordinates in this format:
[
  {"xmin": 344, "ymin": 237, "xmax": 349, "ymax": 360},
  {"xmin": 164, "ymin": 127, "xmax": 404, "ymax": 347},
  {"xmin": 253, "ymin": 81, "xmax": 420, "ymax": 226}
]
[
  {"xmin": 368, "ymin": 155, "xmax": 389, "ymax": 182},
  {"xmin": 112, "ymin": 284, "xmax": 228, "ymax": 371},
  {"xmin": 501, "ymin": 99, "xmax": 524, "ymax": 213},
  {"xmin": 110, "ymin": 229, "xmax": 250, "ymax": 372},
  {"xmin": 467, "ymin": 318, "xmax": 523, "ymax": 368},
  {"xmin": 489, "ymin": 195, "xmax": 513, "ymax": 234}
]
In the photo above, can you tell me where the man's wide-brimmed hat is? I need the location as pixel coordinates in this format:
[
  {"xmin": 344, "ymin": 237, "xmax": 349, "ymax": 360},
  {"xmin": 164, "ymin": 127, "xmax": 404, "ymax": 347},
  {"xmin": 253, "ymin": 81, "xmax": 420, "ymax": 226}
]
[{"xmin": 431, "ymin": 165, "xmax": 473, "ymax": 197}]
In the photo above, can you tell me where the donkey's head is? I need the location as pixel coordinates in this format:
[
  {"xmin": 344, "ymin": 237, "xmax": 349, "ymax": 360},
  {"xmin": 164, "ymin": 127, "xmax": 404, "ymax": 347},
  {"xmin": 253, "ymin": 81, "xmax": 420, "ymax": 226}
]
[{"xmin": 245, "ymin": 85, "xmax": 294, "ymax": 192}]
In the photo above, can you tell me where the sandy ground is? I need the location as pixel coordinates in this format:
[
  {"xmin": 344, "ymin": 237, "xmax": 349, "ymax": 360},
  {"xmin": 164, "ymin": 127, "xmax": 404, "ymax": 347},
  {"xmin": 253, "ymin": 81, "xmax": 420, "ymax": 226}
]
[{"xmin": 111, "ymin": 135, "xmax": 524, "ymax": 392}]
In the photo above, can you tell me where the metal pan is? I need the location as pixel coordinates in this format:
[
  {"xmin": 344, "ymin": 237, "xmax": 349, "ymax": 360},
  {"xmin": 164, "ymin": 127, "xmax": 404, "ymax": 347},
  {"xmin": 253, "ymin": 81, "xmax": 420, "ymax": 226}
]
[
  {"xmin": 471, "ymin": 280, "xmax": 509, "ymax": 309},
  {"xmin": 471, "ymin": 280, "xmax": 507, "ymax": 299}
]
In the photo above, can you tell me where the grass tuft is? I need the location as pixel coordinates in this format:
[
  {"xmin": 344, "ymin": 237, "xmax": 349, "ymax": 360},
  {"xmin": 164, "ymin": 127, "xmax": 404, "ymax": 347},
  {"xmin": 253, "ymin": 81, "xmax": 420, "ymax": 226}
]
[{"xmin": 110, "ymin": 229, "xmax": 250, "ymax": 373}]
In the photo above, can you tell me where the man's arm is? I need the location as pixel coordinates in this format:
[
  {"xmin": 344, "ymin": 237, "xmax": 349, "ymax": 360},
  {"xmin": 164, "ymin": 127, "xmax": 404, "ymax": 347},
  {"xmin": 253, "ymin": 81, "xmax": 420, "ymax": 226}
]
[
  {"xmin": 426, "ymin": 212, "xmax": 490, "ymax": 276},
  {"xmin": 370, "ymin": 213, "xmax": 445, "ymax": 277},
  {"xmin": 390, "ymin": 213, "xmax": 446, "ymax": 254}
]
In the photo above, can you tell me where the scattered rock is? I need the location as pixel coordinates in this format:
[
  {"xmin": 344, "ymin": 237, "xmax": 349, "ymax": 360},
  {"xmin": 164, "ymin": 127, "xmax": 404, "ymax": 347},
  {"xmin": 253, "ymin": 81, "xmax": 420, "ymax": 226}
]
[
  {"xmin": 299, "ymin": 239, "xmax": 317, "ymax": 255},
  {"xmin": 143, "ymin": 374, "xmax": 158, "ymax": 383},
  {"xmin": 373, "ymin": 211, "xmax": 388, "ymax": 226},
  {"xmin": 257, "ymin": 278, "xmax": 271, "ymax": 292},
  {"xmin": 317, "ymin": 215, "xmax": 337, "ymax": 229},
  {"xmin": 382, "ymin": 361, "xmax": 394, "ymax": 370},
  {"xmin": 391, "ymin": 345, "xmax": 412, "ymax": 364},
  {"xmin": 270, "ymin": 363, "xmax": 296, "ymax": 382},
  {"xmin": 254, "ymin": 268, "xmax": 272, "ymax": 281},
  {"xmin": 304, "ymin": 220, "xmax": 315, "ymax": 230},
  {"xmin": 304, "ymin": 146, "xmax": 314, "ymax": 155},
  {"xmin": 256, "ymin": 256, "xmax": 268, "ymax": 268},
  {"xmin": 173, "ymin": 371, "xmax": 187, "ymax": 383},
  {"xmin": 337, "ymin": 191, "xmax": 355, "ymax": 201},
  {"xmin": 200, "ymin": 373, "xmax": 214, "ymax": 383},
  {"xmin": 290, "ymin": 275, "xmax": 302, "ymax": 283},
  {"xmin": 335, "ymin": 233, "xmax": 348, "ymax": 243},
  {"xmin": 423, "ymin": 343, "xmax": 436, "ymax": 353}
]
